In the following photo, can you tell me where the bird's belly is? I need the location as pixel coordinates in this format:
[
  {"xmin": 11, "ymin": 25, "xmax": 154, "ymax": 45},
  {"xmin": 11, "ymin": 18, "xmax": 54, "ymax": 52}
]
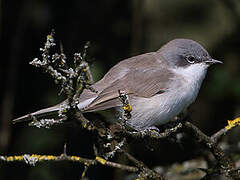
[{"xmin": 128, "ymin": 86, "xmax": 198, "ymax": 130}]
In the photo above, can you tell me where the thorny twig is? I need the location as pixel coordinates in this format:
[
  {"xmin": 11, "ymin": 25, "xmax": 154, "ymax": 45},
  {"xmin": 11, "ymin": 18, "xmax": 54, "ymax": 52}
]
[{"xmin": 29, "ymin": 30, "xmax": 96, "ymax": 128}]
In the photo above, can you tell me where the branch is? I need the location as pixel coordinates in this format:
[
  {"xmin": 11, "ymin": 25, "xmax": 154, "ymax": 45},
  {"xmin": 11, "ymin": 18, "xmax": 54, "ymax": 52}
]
[
  {"xmin": 183, "ymin": 120, "xmax": 240, "ymax": 179},
  {"xmin": 122, "ymin": 151, "xmax": 164, "ymax": 180},
  {"xmin": 0, "ymin": 154, "xmax": 138, "ymax": 174},
  {"xmin": 28, "ymin": 30, "xmax": 96, "ymax": 128},
  {"xmin": 211, "ymin": 117, "xmax": 240, "ymax": 143},
  {"xmin": 124, "ymin": 122, "xmax": 183, "ymax": 139}
]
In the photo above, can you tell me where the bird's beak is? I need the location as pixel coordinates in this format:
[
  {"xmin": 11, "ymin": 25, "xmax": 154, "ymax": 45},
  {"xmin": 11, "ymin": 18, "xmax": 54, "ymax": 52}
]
[{"xmin": 205, "ymin": 58, "xmax": 223, "ymax": 65}]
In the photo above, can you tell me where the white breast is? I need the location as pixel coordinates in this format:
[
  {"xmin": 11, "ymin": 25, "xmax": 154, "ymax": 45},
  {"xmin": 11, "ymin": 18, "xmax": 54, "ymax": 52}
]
[
  {"xmin": 171, "ymin": 63, "xmax": 208, "ymax": 105},
  {"xmin": 128, "ymin": 63, "xmax": 208, "ymax": 130}
]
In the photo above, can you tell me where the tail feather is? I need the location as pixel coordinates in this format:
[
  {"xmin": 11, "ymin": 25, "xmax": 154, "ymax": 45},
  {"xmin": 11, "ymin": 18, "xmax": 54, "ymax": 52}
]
[
  {"xmin": 13, "ymin": 90, "xmax": 99, "ymax": 124},
  {"xmin": 12, "ymin": 105, "xmax": 60, "ymax": 124}
]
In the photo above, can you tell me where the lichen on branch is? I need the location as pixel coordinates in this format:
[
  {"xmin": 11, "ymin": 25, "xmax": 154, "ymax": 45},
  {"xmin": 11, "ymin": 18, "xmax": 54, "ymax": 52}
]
[{"xmin": 28, "ymin": 30, "xmax": 96, "ymax": 127}]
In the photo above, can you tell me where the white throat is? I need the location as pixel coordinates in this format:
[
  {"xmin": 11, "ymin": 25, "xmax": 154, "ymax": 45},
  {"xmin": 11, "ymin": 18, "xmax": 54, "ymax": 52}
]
[
  {"xmin": 170, "ymin": 63, "xmax": 208, "ymax": 110},
  {"xmin": 172, "ymin": 63, "xmax": 208, "ymax": 87}
]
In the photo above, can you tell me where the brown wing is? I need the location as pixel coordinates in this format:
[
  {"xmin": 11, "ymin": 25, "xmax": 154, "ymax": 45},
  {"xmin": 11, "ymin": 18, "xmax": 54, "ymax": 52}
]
[
  {"xmin": 78, "ymin": 51, "xmax": 166, "ymax": 103},
  {"xmin": 78, "ymin": 52, "xmax": 161, "ymax": 101},
  {"xmin": 91, "ymin": 52, "xmax": 167, "ymax": 89},
  {"xmin": 84, "ymin": 67, "xmax": 174, "ymax": 112}
]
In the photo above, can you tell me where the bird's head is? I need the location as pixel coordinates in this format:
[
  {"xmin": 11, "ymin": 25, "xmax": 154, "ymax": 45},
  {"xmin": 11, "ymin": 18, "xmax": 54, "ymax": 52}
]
[{"xmin": 158, "ymin": 39, "xmax": 222, "ymax": 68}]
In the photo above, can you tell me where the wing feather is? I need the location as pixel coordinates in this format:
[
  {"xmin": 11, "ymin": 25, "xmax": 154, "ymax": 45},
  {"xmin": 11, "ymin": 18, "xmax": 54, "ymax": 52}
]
[{"xmin": 84, "ymin": 67, "xmax": 174, "ymax": 112}]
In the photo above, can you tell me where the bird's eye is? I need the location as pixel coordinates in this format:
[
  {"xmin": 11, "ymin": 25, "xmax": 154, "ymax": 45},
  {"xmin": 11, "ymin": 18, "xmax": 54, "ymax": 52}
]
[{"xmin": 185, "ymin": 55, "xmax": 195, "ymax": 64}]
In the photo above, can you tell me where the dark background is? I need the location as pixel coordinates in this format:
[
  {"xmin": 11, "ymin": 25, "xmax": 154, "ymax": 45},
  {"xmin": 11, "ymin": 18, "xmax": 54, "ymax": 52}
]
[{"xmin": 1, "ymin": 0, "xmax": 240, "ymax": 179}]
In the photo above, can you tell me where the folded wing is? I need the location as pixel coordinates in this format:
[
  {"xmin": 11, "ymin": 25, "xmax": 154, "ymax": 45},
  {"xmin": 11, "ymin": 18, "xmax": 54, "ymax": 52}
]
[{"xmin": 84, "ymin": 67, "xmax": 174, "ymax": 112}]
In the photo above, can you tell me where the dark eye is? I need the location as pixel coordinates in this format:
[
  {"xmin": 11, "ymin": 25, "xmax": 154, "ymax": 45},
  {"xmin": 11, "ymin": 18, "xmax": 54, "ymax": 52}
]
[{"xmin": 185, "ymin": 55, "xmax": 195, "ymax": 64}]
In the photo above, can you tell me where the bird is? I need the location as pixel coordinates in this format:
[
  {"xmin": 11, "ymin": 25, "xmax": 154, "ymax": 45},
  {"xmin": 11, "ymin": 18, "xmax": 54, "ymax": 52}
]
[{"xmin": 13, "ymin": 39, "xmax": 222, "ymax": 131}]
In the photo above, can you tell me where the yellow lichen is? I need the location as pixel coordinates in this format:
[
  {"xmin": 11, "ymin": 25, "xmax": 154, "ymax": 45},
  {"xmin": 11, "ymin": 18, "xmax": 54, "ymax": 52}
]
[
  {"xmin": 123, "ymin": 104, "xmax": 132, "ymax": 112},
  {"xmin": 71, "ymin": 156, "xmax": 81, "ymax": 161},
  {"xmin": 6, "ymin": 156, "xmax": 14, "ymax": 161},
  {"xmin": 47, "ymin": 35, "xmax": 52, "ymax": 40},
  {"xmin": 81, "ymin": 170, "xmax": 86, "ymax": 177},
  {"xmin": 31, "ymin": 154, "xmax": 39, "ymax": 159},
  {"xmin": 47, "ymin": 155, "xmax": 56, "ymax": 160},
  {"xmin": 25, "ymin": 154, "xmax": 56, "ymax": 161},
  {"xmin": 14, "ymin": 156, "xmax": 24, "ymax": 161},
  {"xmin": 225, "ymin": 117, "xmax": 240, "ymax": 130},
  {"xmin": 39, "ymin": 155, "xmax": 47, "ymax": 160},
  {"xmin": 95, "ymin": 156, "xmax": 106, "ymax": 165},
  {"xmin": 1, "ymin": 154, "xmax": 86, "ymax": 163}
]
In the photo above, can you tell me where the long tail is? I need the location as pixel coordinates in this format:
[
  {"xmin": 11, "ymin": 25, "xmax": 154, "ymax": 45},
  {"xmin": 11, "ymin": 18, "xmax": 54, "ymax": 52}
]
[
  {"xmin": 12, "ymin": 105, "xmax": 60, "ymax": 124},
  {"xmin": 13, "ymin": 91, "xmax": 99, "ymax": 124}
]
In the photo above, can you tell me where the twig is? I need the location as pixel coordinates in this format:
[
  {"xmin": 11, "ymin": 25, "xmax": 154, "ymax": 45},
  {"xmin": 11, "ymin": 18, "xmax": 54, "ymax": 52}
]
[
  {"xmin": 122, "ymin": 151, "xmax": 164, "ymax": 180},
  {"xmin": 183, "ymin": 121, "xmax": 240, "ymax": 179},
  {"xmin": 95, "ymin": 156, "xmax": 138, "ymax": 172},
  {"xmin": 124, "ymin": 122, "xmax": 183, "ymax": 139},
  {"xmin": 211, "ymin": 117, "xmax": 240, "ymax": 143},
  {"xmin": 0, "ymin": 154, "xmax": 93, "ymax": 166},
  {"xmin": 118, "ymin": 89, "xmax": 132, "ymax": 121},
  {"xmin": 27, "ymin": 30, "xmax": 96, "ymax": 128},
  {"xmin": 0, "ymin": 154, "xmax": 138, "ymax": 173}
]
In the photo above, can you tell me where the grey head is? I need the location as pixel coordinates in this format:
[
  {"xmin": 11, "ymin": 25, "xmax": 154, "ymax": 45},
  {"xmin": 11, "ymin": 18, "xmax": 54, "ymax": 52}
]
[{"xmin": 157, "ymin": 39, "xmax": 222, "ymax": 68}]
